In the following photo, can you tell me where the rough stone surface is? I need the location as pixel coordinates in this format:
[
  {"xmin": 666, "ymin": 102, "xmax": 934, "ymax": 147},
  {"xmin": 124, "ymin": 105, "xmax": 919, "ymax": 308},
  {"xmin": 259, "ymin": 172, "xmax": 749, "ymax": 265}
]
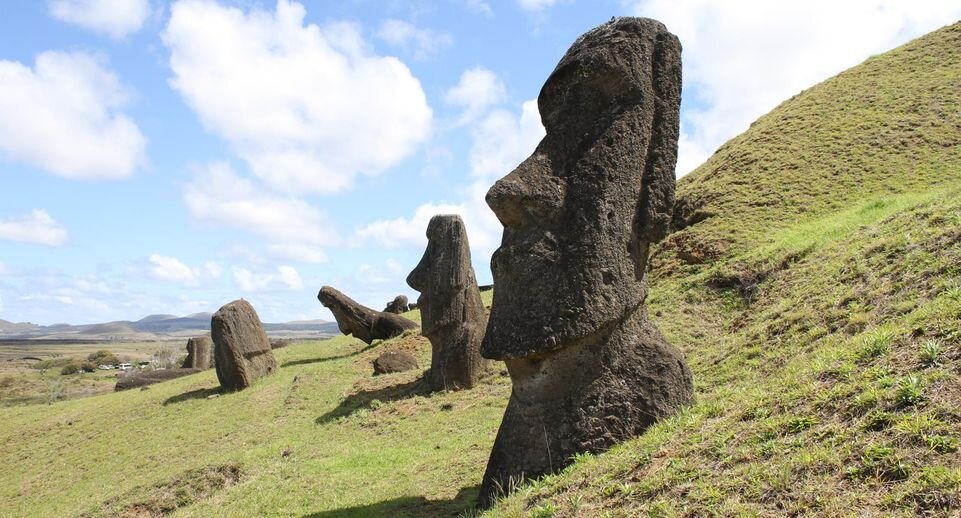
[
  {"xmin": 372, "ymin": 351, "xmax": 419, "ymax": 375},
  {"xmin": 211, "ymin": 299, "xmax": 277, "ymax": 391},
  {"xmin": 383, "ymin": 295, "xmax": 409, "ymax": 314},
  {"xmin": 115, "ymin": 368, "xmax": 202, "ymax": 391},
  {"xmin": 182, "ymin": 336, "xmax": 211, "ymax": 369},
  {"xmin": 317, "ymin": 286, "xmax": 418, "ymax": 344},
  {"xmin": 478, "ymin": 17, "xmax": 694, "ymax": 507},
  {"xmin": 407, "ymin": 215, "xmax": 490, "ymax": 391}
]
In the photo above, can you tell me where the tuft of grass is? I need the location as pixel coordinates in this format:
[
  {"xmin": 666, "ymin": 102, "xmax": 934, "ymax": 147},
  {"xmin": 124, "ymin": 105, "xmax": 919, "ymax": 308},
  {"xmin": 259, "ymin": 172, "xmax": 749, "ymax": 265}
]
[
  {"xmin": 918, "ymin": 339, "xmax": 943, "ymax": 367},
  {"xmin": 894, "ymin": 375, "xmax": 925, "ymax": 407}
]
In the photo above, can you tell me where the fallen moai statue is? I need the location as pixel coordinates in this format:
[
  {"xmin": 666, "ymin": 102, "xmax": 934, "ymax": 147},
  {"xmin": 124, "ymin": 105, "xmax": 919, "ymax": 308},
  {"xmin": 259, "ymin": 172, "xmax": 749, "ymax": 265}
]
[
  {"xmin": 478, "ymin": 17, "xmax": 694, "ymax": 507},
  {"xmin": 383, "ymin": 295, "xmax": 409, "ymax": 314},
  {"xmin": 211, "ymin": 299, "xmax": 277, "ymax": 391},
  {"xmin": 372, "ymin": 351, "xmax": 419, "ymax": 375},
  {"xmin": 317, "ymin": 286, "xmax": 418, "ymax": 344},
  {"xmin": 115, "ymin": 368, "xmax": 203, "ymax": 391}
]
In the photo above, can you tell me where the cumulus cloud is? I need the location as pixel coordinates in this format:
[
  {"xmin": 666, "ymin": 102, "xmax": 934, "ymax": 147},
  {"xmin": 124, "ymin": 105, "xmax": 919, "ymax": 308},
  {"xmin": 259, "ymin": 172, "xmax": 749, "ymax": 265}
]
[
  {"xmin": 184, "ymin": 162, "xmax": 337, "ymax": 262},
  {"xmin": 356, "ymin": 259, "xmax": 405, "ymax": 285},
  {"xmin": 0, "ymin": 209, "xmax": 69, "ymax": 246},
  {"xmin": 628, "ymin": 0, "xmax": 961, "ymax": 175},
  {"xmin": 0, "ymin": 51, "xmax": 145, "ymax": 179},
  {"xmin": 146, "ymin": 254, "xmax": 221, "ymax": 285},
  {"xmin": 163, "ymin": 0, "xmax": 432, "ymax": 194},
  {"xmin": 444, "ymin": 67, "xmax": 507, "ymax": 125},
  {"xmin": 358, "ymin": 99, "xmax": 544, "ymax": 259},
  {"xmin": 377, "ymin": 19, "xmax": 453, "ymax": 60},
  {"xmin": 49, "ymin": 0, "xmax": 150, "ymax": 38},
  {"xmin": 233, "ymin": 265, "xmax": 303, "ymax": 292}
]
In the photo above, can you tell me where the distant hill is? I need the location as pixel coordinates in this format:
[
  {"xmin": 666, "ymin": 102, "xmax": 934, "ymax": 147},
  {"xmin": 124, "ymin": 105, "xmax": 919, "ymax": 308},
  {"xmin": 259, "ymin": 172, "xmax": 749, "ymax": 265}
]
[{"xmin": 0, "ymin": 312, "xmax": 337, "ymax": 341}]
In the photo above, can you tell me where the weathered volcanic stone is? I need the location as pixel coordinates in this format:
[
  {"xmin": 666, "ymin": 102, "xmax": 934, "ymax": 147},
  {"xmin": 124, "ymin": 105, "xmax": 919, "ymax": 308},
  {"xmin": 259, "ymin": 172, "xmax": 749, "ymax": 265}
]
[
  {"xmin": 372, "ymin": 351, "xmax": 419, "ymax": 375},
  {"xmin": 407, "ymin": 215, "xmax": 489, "ymax": 391},
  {"xmin": 211, "ymin": 299, "xmax": 277, "ymax": 391},
  {"xmin": 182, "ymin": 336, "xmax": 211, "ymax": 369},
  {"xmin": 383, "ymin": 295, "xmax": 409, "ymax": 314},
  {"xmin": 115, "ymin": 368, "xmax": 202, "ymax": 391},
  {"xmin": 317, "ymin": 286, "xmax": 418, "ymax": 344},
  {"xmin": 478, "ymin": 17, "xmax": 694, "ymax": 507}
]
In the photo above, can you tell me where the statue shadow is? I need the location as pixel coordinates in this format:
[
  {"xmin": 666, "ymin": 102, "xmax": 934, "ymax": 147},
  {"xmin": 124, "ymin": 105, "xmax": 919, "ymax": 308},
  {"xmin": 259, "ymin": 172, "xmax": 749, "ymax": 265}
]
[
  {"xmin": 315, "ymin": 376, "xmax": 430, "ymax": 424},
  {"xmin": 162, "ymin": 386, "xmax": 222, "ymax": 405},
  {"xmin": 282, "ymin": 342, "xmax": 379, "ymax": 368},
  {"xmin": 302, "ymin": 485, "xmax": 480, "ymax": 517}
]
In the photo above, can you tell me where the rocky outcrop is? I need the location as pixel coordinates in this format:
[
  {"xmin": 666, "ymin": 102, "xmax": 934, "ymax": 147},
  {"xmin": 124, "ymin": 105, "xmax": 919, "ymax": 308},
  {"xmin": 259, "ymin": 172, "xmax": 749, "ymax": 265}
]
[
  {"xmin": 478, "ymin": 17, "xmax": 694, "ymax": 507},
  {"xmin": 182, "ymin": 336, "xmax": 211, "ymax": 369},
  {"xmin": 372, "ymin": 351, "xmax": 419, "ymax": 375},
  {"xmin": 317, "ymin": 286, "xmax": 418, "ymax": 344},
  {"xmin": 211, "ymin": 299, "xmax": 277, "ymax": 391},
  {"xmin": 407, "ymin": 215, "xmax": 489, "ymax": 391}
]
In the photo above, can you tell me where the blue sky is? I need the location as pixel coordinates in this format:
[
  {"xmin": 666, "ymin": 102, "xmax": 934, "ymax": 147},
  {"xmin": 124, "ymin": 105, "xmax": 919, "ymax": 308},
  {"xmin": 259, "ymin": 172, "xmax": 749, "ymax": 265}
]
[{"xmin": 1, "ymin": 0, "xmax": 959, "ymax": 325}]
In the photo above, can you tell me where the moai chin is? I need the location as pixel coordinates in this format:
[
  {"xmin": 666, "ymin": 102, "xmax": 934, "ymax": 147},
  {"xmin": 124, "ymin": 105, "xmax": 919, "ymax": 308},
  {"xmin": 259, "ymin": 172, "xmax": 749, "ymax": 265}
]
[
  {"xmin": 478, "ymin": 17, "xmax": 694, "ymax": 507},
  {"xmin": 407, "ymin": 214, "xmax": 489, "ymax": 391}
]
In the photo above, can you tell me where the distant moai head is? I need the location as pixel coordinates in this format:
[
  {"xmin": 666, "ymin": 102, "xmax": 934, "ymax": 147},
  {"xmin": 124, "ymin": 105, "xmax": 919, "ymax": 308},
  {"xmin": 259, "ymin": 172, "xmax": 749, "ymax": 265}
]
[
  {"xmin": 407, "ymin": 214, "xmax": 480, "ymax": 338},
  {"xmin": 482, "ymin": 17, "xmax": 681, "ymax": 360}
]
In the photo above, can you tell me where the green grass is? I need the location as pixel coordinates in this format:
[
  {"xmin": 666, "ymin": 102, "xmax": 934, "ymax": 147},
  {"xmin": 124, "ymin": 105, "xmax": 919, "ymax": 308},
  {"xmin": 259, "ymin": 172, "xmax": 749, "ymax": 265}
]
[{"xmin": 2, "ymin": 19, "xmax": 961, "ymax": 518}]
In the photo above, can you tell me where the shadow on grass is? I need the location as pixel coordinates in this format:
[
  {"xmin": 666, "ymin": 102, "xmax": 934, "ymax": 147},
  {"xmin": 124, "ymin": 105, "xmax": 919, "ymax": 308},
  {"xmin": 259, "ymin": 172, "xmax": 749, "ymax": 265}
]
[
  {"xmin": 315, "ymin": 376, "xmax": 431, "ymax": 424},
  {"xmin": 163, "ymin": 386, "xmax": 222, "ymax": 405},
  {"xmin": 302, "ymin": 485, "xmax": 480, "ymax": 517},
  {"xmin": 282, "ymin": 342, "xmax": 379, "ymax": 368}
]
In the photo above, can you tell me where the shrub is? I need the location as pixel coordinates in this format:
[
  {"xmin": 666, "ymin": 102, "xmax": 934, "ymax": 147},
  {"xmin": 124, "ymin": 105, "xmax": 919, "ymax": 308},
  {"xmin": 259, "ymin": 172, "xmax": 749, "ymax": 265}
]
[{"xmin": 61, "ymin": 363, "xmax": 81, "ymax": 375}]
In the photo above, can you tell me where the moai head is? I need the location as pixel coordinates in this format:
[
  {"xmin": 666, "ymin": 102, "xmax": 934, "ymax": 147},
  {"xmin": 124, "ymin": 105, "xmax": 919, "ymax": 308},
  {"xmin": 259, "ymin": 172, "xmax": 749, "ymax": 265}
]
[
  {"xmin": 407, "ymin": 214, "xmax": 482, "ymax": 338},
  {"xmin": 482, "ymin": 17, "xmax": 681, "ymax": 360}
]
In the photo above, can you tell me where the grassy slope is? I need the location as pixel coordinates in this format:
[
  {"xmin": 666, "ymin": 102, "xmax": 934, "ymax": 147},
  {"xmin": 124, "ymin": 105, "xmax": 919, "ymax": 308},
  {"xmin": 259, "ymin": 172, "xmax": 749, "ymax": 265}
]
[
  {"xmin": 487, "ymin": 21, "xmax": 961, "ymax": 517},
  {"xmin": 2, "ymin": 21, "xmax": 961, "ymax": 518},
  {"xmin": 0, "ymin": 299, "xmax": 508, "ymax": 517}
]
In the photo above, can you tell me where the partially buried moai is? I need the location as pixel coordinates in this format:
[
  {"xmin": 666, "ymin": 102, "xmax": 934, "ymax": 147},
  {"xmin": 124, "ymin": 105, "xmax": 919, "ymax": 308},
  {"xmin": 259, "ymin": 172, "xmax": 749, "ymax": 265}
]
[
  {"xmin": 407, "ymin": 215, "xmax": 489, "ymax": 391},
  {"xmin": 478, "ymin": 17, "xmax": 694, "ymax": 506},
  {"xmin": 182, "ymin": 336, "xmax": 211, "ymax": 369},
  {"xmin": 211, "ymin": 299, "xmax": 277, "ymax": 391}
]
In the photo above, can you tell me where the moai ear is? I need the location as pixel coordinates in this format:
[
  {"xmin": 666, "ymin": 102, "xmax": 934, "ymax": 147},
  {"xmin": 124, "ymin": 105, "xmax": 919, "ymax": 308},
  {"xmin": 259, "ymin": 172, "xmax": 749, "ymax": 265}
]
[{"xmin": 630, "ymin": 29, "xmax": 681, "ymax": 280}]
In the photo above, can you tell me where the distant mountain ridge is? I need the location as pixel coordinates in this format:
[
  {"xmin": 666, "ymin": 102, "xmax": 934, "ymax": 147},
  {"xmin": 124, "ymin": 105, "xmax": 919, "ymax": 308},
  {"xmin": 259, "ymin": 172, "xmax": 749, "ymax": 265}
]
[{"xmin": 0, "ymin": 312, "xmax": 337, "ymax": 341}]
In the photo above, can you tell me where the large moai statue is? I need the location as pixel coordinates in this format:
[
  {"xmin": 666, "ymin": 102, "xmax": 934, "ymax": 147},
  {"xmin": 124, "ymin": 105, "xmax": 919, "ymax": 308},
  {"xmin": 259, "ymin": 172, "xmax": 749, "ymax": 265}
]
[
  {"xmin": 182, "ymin": 336, "xmax": 211, "ymax": 369},
  {"xmin": 407, "ymin": 215, "xmax": 490, "ymax": 391},
  {"xmin": 317, "ymin": 286, "xmax": 418, "ymax": 344},
  {"xmin": 211, "ymin": 299, "xmax": 277, "ymax": 391},
  {"xmin": 478, "ymin": 17, "xmax": 694, "ymax": 506}
]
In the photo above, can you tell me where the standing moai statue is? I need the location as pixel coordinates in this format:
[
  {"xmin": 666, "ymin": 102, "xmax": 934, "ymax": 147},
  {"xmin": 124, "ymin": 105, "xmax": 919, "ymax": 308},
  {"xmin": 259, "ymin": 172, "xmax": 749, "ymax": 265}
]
[
  {"xmin": 317, "ymin": 286, "xmax": 418, "ymax": 344},
  {"xmin": 478, "ymin": 17, "xmax": 694, "ymax": 506},
  {"xmin": 182, "ymin": 336, "xmax": 211, "ymax": 369},
  {"xmin": 407, "ymin": 215, "xmax": 490, "ymax": 391},
  {"xmin": 211, "ymin": 299, "xmax": 277, "ymax": 391}
]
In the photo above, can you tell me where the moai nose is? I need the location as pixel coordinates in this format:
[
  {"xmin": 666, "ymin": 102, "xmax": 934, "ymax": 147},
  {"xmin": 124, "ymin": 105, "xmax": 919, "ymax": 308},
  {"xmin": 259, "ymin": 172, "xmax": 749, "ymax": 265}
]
[{"xmin": 485, "ymin": 154, "xmax": 565, "ymax": 230}]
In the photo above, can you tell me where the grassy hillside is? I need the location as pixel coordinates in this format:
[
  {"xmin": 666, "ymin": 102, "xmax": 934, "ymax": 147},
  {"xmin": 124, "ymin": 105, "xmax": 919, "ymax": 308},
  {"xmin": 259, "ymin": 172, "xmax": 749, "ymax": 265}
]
[
  {"xmin": 1, "ymin": 19, "xmax": 960, "ymax": 518},
  {"xmin": 486, "ymin": 20, "xmax": 961, "ymax": 517}
]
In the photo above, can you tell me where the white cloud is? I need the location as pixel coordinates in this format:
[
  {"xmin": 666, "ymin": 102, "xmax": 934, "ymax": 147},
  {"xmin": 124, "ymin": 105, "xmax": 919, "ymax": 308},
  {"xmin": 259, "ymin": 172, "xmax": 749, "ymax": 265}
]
[
  {"xmin": 629, "ymin": 0, "xmax": 961, "ymax": 176},
  {"xmin": 0, "ymin": 209, "xmax": 69, "ymax": 246},
  {"xmin": 163, "ymin": 0, "xmax": 432, "ymax": 194},
  {"xmin": 148, "ymin": 254, "xmax": 197, "ymax": 284},
  {"xmin": 184, "ymin": 162, "xmax": 337, "ymax": 260},
  {"xmin": 444, "ymin": 67, "xmax": 507, "ymax": 125},
  {"xmin": 518, "ymin": 0, "xmax": 557, "ymax": 12},
  {"xmin": 0, "ymin": 51, "xmax": 145, "ymax": 179},
  {"xmin": 464, "ymin": 0, "xmax": 493, "ymax": 16},
  {"xmin": 357, "ymin": 202, "xmax": 465, "ymax": 249},
  {"xmin": 355, "ymin": 259, "xmax": 406, "ymax": 285},
  {"xmin": 49, "ymin": 0, "xmax": 150, "ymax": 38},
  {"xmin": 233, "ymin": 265, "xmax": 303, "ymax": 292},
  {"xmin": 469, "ymin": 99, "xmax": 544, "ymax": 180},
  {"xmin": 146, "ymin": 254, "xmax": 222, "ymax": 286},
  {"xmin": 359, "ymin": 99, "xmax": 544, "ymax": 259},
  {"xmin": 377, "ymin": 19, "xmax": 453, "ymax": 60}
]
